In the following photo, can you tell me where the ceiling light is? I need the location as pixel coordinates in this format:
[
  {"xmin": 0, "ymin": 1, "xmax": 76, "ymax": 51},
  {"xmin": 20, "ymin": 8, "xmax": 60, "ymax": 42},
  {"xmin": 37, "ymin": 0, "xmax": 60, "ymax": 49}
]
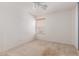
[{"xmin": 33, "ymin": 2, "xmax": 48, "ymax": 10}]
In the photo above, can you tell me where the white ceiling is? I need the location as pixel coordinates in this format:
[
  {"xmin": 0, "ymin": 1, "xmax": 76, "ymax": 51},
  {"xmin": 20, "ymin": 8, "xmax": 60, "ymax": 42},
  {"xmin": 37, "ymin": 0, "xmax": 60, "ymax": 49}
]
[
  {"xmin": 45, "ymin": 2, "xmax": 76, "ymax": 13},
  {"xmin": 0, "ymin": 2, "xmax": 76, "ymax": 15},
  {"xmin": 27, "ymin": 2, "xmax": 76, "ymax": 16}
]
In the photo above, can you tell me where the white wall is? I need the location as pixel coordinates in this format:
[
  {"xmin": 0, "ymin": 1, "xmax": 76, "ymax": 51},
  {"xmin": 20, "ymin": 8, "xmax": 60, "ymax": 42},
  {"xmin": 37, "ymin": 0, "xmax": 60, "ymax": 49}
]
[
  {"xmin": 73, "ymin": 3, "xmax": 78, "ymax": 49},
  {"xmin": 37, "ymin": 9, "xmax": 74, "ymax": 45},
  {"xmin": 0, "ymin": 3, "xmax": 35, "ymax": 52}
]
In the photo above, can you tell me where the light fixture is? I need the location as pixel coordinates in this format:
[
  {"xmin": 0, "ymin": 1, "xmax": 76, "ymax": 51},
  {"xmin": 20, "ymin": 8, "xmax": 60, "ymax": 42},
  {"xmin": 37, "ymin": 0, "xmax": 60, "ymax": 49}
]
[
  {"xmin": 30, "ymin": 2, "xmax": 47, "ymax": 19},
  {"xmin": 33, "ymin": 2, "xmax": 48, "ymax": 10}
]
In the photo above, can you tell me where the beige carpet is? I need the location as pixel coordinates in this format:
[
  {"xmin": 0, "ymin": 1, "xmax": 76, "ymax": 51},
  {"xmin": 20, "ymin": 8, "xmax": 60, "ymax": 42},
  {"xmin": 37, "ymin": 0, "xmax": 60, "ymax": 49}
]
[{"xmin": 0, "ymin": 39, "xmax": 77, "ymax": 56}]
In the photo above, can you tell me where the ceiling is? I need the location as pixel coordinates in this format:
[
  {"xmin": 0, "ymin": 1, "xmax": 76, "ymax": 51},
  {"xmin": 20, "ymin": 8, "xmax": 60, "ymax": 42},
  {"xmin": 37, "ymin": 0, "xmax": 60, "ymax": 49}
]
[
  {"xmin": 45, "ymin": 2, "xmax": 76, "ymax": 13},
  {"xmin": 21, "ymin": 2, "xmax": 76, "ymax": 16},
  {"xmin": 28, "ymin": 2, "xmax": 76, "ymax": 16},
  {"xmin": 0, "ymin": 2, "xmax": 76, "ymax": 15}
]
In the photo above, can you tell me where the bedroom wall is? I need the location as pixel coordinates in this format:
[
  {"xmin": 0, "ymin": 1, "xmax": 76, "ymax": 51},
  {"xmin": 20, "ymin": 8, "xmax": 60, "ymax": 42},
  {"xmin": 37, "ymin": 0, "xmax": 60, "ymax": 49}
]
[
  {"xmin": 37, "ymin": 9, "xmax": 74, "ymax": 45},
  {"xmin": 0, "ymin": 3, "xmax": 35, "ymax": 52}
]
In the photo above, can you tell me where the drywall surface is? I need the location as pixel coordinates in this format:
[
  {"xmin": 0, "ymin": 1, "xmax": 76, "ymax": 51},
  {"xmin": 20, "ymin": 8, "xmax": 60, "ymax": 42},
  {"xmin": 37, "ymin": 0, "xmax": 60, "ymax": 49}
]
[
  {"xmin": 0, "ymin": 3, "xmax": 35, "ymax": 52},
  {"xmin": 37, "ymin": 9, "xmax": 74, "ymax": 45}
]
